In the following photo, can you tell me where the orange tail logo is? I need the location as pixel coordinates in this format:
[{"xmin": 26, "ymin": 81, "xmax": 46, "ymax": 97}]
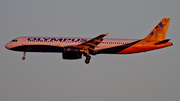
[{"xmin": 144, "ymin": 18, "xmax": 170, "ymax": 41}]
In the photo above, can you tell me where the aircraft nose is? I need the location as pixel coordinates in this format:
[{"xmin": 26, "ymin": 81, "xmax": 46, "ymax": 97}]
[{"xmin": 5, "ymin": 43, "xmax": 11, "ymax": 49}]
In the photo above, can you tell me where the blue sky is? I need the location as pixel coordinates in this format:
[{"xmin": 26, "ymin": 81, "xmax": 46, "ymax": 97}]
[{"xmin": 0, "ymin": 0, "xmax": 180, "ymax": 101}]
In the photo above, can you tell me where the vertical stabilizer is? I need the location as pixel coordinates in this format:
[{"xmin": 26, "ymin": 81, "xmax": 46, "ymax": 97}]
[{"xmin": 144, "ymin": 18, "xmax": 170, "ymax": 41}]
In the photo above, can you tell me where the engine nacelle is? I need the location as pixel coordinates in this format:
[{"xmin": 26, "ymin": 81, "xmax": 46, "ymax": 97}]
[{"xmin": 62, "ymin": 46, "xmax": 84, "ymax": 59}]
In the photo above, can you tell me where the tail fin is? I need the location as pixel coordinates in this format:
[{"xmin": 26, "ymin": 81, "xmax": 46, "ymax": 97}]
[{"xmin": 144, "ymin": 18, "xmax": 171, "ymax": 41}]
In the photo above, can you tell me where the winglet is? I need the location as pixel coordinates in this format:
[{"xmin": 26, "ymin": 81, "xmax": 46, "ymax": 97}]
[{"xmin": 105, "ymin": 32, "xmax": 109, "ymax": 36}]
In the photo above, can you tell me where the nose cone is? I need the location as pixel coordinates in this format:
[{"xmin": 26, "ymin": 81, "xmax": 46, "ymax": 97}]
[{"xmin": 5, "ymin": 43, "xmax": 11, "ymax": 49}]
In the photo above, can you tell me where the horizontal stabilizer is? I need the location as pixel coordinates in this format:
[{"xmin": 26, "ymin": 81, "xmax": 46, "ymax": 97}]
[{"xmin": 154, "ymin": 39, "xmax": 170, "ymax": 45}]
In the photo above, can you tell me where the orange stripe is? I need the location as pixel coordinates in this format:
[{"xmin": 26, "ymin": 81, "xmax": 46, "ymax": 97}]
[{"xmin": 116, "ymin": 41, "xmax": 172, "ymax": 54}]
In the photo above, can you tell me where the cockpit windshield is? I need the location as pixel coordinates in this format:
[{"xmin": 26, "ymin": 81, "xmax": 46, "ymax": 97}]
[{"xmin": 11, "ymin": 39, "xmax": 18, "ymax": 42}]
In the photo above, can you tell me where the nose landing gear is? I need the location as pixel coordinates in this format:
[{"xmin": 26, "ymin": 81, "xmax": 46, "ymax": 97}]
[{"xmin": 22, "ymin": 52, "xmax": 26, "ymax": 60}]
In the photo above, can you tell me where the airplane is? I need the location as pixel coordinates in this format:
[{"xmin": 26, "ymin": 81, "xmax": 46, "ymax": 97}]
[{"xmin": 5, "ymin": 18, "xmax": 173, "ymax": 64}]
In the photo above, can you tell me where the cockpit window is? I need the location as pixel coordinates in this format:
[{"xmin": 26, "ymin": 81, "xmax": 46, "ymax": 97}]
[{"xmin": 11, "ymin": 40, "xmax": 18, "ymax": 42}]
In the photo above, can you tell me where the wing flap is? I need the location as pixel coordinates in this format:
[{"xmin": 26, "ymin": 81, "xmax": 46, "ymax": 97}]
[
  {"xmin": 85, "ymin": 43, "xmax": 97, "ymax": 47},
  {"xmin": 78, "ymin": 32, "xmax": 109, "ymax": 50},
  {"xmin": 93, "ymin": 39, "xmax": 102, "ymax": 43}
]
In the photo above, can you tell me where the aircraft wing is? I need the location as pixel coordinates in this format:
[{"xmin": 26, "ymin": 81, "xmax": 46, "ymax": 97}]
[{"xmin": 77, "ymin": 32, "xmax": 109, "ymax": 51}]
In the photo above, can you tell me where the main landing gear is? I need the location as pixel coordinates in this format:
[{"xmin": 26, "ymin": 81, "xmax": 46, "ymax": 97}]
[
  {"xmin": 83, "ymin": 49, "xmax": 91, "ymax": 64},
  {"xmin": 22, "ymin": 52, "xmax": 26, "ymax": 60},
  {"xmin": 85, "ymin": 55, "xmax": 91, "ymax": 64}
]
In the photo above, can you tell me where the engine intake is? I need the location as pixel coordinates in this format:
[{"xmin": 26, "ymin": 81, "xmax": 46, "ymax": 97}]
[{"xmin": 62, "ymin": 46, "xmax": 84, "ymax": 59}]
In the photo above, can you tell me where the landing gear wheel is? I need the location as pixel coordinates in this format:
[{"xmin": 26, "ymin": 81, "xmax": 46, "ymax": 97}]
[
  {"xmin": 85, "ymin": 55, "xmax": 91, "ymax": 64},
  {"xmin": 22, "ymin": 56, "xmax": 25, "ymax": 60},
  {"xmin": 86, "ymin": 55, "xmax": 91, "ymax": 60},
  {"xmin": 85, "ymin": 59, "xmax": 90, "ymax": 64},
  {"xmin": 22, "ymin": 52, "xmax": 26, "ymax": 60}
]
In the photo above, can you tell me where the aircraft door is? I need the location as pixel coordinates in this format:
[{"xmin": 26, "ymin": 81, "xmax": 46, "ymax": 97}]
[
  {"xmin": 55, "ymin": 40, "xmax": 59, "ymax": 47},
  {"xmin": 22, "ymin": 37, "xmax": 26, "ymax": 46}
]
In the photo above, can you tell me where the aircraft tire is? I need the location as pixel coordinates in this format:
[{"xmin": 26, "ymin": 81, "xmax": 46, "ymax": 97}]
[
  {"xmin": 86, "ymin": 55, "xmax": 91, "ymax": 60},
  {"xmin": 22, "ymin": 56, "xmax": 25, "ymax": 60},
  {"xmin": 85, "ymin": 59, "xmax": 90, "ymax": 64}
]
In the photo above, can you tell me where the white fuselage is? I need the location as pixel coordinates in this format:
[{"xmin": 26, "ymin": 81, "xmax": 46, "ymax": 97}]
[{"xmin": 5, "ymin": 36, "xmax": 139, "ymax": 51}]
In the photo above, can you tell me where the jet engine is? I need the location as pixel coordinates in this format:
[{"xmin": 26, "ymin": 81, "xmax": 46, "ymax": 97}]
[{"xmin": 62, "ymin": 46, "xmax": 84, "ymax": 59}]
